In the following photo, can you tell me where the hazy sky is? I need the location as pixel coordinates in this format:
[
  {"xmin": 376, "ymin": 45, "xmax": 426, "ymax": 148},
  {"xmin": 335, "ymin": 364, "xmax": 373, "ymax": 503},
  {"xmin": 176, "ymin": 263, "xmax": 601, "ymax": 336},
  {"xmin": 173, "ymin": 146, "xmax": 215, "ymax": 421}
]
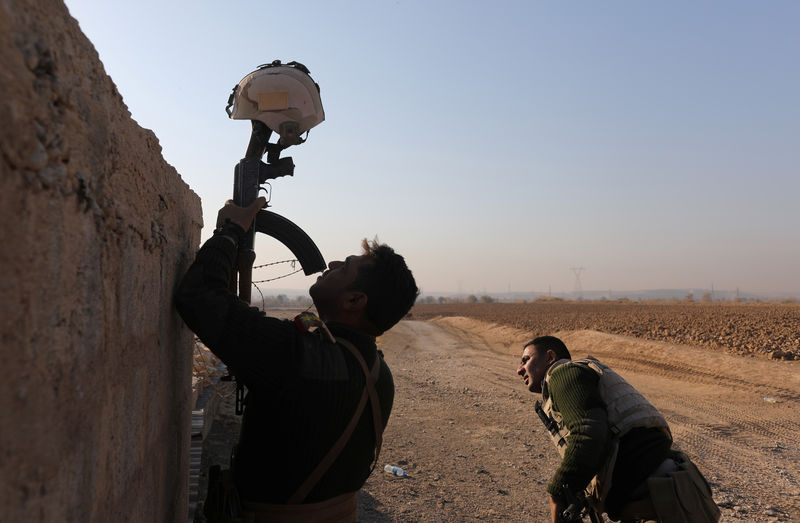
[{"xmin": 64, "ymin": 0, "xmax": 799, "ymax": 296}]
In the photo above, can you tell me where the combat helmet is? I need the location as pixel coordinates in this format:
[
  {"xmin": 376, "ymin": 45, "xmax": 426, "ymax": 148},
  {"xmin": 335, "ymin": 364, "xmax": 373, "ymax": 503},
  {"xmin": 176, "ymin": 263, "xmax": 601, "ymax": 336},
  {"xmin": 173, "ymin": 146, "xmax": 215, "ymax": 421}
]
[{"xmin": 226, "ymin": 60, "xmax": 325, "ymax": 146}]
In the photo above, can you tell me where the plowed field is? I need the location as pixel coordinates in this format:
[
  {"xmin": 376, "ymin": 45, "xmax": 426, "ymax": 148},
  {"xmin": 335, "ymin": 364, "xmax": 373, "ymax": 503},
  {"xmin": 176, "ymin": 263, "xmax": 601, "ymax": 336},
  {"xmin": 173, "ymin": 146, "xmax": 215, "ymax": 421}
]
[{"xmin": 411, "ymin": 302, "xmax": 800, "ymax": 360}]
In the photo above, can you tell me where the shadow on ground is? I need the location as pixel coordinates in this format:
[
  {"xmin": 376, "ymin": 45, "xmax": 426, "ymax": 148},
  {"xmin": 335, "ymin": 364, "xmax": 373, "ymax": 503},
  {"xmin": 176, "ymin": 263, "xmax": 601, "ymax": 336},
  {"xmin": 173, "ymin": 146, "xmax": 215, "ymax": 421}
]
[{"xmin": 358, "ymin": 491, "xmax": 393, "ymax": 521}]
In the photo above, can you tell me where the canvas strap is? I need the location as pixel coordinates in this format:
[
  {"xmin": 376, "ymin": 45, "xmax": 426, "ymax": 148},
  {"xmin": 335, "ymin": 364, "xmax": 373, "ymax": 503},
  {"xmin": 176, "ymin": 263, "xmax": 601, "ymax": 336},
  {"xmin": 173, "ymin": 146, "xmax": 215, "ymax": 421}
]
[{"xmin": 286, "ymin": 337, "xmax": 383, "ymax": 504}]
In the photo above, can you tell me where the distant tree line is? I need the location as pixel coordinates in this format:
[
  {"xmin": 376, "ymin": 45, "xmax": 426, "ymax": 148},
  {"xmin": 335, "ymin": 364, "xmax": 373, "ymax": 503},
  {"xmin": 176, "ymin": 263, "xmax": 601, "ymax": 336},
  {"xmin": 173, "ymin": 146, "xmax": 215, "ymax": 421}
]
[
  {"xmin": 414, "ymin": 294, "xmax": 798, "ymax": 305},
  {"xmin": 257, "ymin": 294, "xmax": 314, "ymax": 308}
]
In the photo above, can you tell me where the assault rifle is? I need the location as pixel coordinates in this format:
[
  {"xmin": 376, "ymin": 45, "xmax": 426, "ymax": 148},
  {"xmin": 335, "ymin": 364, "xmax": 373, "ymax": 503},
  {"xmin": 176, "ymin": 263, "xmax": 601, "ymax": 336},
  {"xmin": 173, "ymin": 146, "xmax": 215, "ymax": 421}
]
[
  {"xmin": 221, "ymin": 61, "xmax": 328, "ymax": 414},
  {"xmin": 228, "ymin": 119, "xmax": 326, "ymax": 303},
  {"xmin": 225, "ymin": 61, "xmax": 327, "ymax": 303},
  {"xmin": 562, "ymin": 485, "xmax": 603, "ymax": 523}
]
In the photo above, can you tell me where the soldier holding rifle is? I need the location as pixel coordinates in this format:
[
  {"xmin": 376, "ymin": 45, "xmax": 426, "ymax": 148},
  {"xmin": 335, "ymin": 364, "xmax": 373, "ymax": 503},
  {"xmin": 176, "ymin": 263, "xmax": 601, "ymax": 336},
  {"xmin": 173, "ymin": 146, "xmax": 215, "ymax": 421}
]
[
  {"xmin": 517, "ymin": 335, "xmax": 720, "ymax": 522},
  {"xmin": 176, "ymin": 199, "xmax": 417, "ymax": 521},
  {"xmin": 176, "ymin": 61, "xmax": 418, "ymax": 522}
]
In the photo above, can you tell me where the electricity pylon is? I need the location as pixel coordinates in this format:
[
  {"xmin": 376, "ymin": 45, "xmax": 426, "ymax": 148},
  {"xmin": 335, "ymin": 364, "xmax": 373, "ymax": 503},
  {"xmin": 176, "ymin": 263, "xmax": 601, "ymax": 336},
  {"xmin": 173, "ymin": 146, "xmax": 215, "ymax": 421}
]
[{"xmin": 570, "ymin": 267, "xmax": 586, "ymax": 301}]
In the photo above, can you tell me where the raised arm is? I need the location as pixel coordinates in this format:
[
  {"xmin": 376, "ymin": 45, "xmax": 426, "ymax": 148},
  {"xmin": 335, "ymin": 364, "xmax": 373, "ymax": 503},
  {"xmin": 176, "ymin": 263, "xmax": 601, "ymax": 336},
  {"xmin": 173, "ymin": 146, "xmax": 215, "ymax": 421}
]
[{"xmin": 175, "ymin": 198, "xmax": 298, "ymax": 388}]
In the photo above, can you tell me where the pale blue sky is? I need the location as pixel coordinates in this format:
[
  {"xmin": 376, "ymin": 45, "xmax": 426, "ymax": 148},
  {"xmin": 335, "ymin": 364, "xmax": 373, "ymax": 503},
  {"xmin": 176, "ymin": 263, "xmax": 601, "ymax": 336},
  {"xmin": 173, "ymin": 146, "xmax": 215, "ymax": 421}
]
[{"xmin": 64, "ymin": 0, "xmax": 799, "ymax": 296}]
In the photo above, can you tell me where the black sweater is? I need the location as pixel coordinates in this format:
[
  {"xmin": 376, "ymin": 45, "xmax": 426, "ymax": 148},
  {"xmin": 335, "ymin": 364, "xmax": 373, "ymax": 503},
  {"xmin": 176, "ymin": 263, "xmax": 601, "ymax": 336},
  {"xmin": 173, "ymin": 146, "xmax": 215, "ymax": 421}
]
[{"xmin": 175, "ymin": 232, "xmax": 394, "ymax": 503}]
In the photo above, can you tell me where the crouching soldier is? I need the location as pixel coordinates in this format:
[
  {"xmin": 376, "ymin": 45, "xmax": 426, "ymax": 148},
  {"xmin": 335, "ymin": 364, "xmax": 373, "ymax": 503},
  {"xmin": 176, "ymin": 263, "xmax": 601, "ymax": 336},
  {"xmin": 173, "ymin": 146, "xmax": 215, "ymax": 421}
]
[{"xmin": 517, "ymin": 335, "xmax": 720, "ymax": 523}]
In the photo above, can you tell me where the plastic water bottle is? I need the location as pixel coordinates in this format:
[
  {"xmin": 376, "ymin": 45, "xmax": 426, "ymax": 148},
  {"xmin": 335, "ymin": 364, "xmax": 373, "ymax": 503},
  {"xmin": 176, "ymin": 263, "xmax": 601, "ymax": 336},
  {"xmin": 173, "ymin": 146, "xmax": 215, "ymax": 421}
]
[{"xmin": 384, "ymin": 464, "xmax": 407, "ymax": 477}]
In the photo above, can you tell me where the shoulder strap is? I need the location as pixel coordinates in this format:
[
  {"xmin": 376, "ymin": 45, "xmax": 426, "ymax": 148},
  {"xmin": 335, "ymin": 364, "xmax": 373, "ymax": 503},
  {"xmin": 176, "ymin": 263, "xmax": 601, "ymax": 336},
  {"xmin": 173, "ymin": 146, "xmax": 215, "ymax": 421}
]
[
  {"xmin": 287, "ymin": 337, "xmax": 383, "ymax": 504},
  {"xmin": 337, "ymin": 337, "xmax": 384, "ymax": 466}
]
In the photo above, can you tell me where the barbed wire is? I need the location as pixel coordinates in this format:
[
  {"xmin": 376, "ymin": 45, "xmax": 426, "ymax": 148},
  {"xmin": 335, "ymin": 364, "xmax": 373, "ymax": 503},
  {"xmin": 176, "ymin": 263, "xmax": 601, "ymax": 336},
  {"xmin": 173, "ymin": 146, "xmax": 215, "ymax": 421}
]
[
  {"xmin": 252, "ymin": 267, "xmax": 304, "ymax": 283},
  {"xmin": 252, "ymin": 281, "xmax": 266, "ymax": 310},
  {"xmin": 251, "ymin": 259, "xmax": 304, "ymax": 284},
  {"xmin": 253, "ymin": 259, "xmax": 298, "ymax": 270},
  {"xmin": 251, "ymin": 259, "xmax": 305, "ymax": 310}
]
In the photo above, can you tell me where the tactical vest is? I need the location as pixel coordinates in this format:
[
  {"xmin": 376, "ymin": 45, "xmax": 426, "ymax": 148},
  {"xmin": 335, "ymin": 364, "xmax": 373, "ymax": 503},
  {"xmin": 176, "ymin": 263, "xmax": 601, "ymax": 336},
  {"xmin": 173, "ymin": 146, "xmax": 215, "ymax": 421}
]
[{"xmin": 538, "ymin": 358, "xmax": 671, "ymax": 504}]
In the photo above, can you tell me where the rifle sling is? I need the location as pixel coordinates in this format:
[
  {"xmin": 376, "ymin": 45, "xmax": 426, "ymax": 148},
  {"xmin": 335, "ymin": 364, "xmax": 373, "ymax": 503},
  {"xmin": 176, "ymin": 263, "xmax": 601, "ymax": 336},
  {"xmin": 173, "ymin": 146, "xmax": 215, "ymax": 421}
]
[{"xmin": 287, "ymin": 337, "xmax": 383, "ymax": 504}]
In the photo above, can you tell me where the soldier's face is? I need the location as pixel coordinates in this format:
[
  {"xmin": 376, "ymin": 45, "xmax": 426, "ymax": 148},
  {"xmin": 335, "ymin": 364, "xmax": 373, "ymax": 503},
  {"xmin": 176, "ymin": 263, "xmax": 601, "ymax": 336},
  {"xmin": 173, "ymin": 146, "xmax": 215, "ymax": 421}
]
[
  {"xmin": 309, "ymin": 255, "xmax": 371, "ymax": 318},
  {"xmin": 517, "ymin": 344, "xmax": 549, "ymax": 394}
]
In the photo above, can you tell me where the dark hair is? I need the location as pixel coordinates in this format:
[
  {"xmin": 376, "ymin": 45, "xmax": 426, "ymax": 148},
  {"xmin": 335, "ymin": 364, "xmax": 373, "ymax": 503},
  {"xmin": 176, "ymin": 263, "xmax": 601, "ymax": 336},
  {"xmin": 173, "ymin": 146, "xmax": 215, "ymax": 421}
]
[
  {"xmin": 524, "ymin": 335, "xmax": 571, "ymax": 361},
  {"xmin": 350, "ymin": 238, "xmax": 419, "ymax": 335}
]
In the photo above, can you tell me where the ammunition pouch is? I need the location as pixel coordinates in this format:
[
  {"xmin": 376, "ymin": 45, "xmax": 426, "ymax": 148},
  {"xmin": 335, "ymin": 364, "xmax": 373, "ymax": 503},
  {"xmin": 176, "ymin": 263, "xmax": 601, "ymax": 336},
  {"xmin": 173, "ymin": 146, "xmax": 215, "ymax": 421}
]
[
  {"xmin": 616, "ymin": 451, "xmax": 720, "ymax": 522},
  {"xmin": 646, "ymin": 451, "xmax": 721, "ymax": 523}
]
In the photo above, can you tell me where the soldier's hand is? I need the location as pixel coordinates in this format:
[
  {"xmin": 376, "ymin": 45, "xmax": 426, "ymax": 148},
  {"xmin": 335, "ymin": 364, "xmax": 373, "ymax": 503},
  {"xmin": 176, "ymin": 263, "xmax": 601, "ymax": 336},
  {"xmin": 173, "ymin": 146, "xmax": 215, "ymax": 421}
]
[
  {"xmin": 549, "ymin": 494, "xmax": 567, "ymax": 522},
  {"xmin": 216, "ymin": 197, "xmax": 266, "ymax": 232}
]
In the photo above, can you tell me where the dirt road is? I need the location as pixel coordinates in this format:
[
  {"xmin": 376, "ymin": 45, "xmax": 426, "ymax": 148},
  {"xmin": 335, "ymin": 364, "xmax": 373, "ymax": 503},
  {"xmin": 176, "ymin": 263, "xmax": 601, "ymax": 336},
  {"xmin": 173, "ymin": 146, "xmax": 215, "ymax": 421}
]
[
  {"xmin": 198, "ymin": 316, "xmax": 800, "ymax": 521},
  {"xmin": 358, "ymin": 318, "xmax": 800, "ymax": 522}
]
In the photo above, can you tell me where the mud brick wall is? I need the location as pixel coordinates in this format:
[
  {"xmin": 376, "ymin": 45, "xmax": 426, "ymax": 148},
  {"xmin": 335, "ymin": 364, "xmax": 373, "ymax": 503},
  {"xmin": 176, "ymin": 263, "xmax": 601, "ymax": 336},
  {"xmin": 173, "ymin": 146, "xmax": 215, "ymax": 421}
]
[{"xmin": 0, "ymin": 0, "xmax": 203, "ymax": 520}]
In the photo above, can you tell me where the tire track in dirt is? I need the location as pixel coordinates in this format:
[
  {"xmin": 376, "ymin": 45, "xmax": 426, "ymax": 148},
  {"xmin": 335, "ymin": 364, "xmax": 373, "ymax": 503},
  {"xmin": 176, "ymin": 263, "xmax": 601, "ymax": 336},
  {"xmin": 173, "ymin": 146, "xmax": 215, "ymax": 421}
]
[
  {"xmin": 603, "ymin": 354, "xmax": 800, "ymax": 402},
  {"xmin": 660, "ymin": 397, "xmax": 800, "ymax": 502}
]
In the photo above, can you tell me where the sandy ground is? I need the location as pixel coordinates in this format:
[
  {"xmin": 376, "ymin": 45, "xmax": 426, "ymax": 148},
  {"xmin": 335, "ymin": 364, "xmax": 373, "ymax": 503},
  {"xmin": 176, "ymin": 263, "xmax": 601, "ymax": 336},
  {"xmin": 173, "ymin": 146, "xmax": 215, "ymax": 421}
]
[{"xmin": 198, "ymin": 317, "xmax": 800, "ymax": 522}]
